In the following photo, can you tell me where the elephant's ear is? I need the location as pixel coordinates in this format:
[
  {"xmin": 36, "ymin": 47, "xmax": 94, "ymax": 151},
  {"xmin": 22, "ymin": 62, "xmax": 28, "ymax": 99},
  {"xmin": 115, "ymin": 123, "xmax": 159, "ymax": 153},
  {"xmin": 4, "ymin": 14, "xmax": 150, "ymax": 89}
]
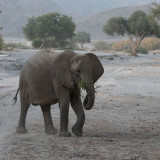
[
  {"xmin": 51, "ymin": 51, "xmax": 75, "ymax": 89},
  {"xmin": 86, "ymin": 53, "xmax": 104, "ymax": 83}
]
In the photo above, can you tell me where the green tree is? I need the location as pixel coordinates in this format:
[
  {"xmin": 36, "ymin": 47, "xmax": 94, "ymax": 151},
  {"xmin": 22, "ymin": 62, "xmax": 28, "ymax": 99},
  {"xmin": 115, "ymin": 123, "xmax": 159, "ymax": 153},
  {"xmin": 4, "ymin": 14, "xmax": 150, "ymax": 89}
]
[
  {"xmin": 23, "ymin": 17, "xmax": 37, "ymax": 41},
  {"xmin": 150, "ymin": 2, "xmax": 160, "ymax": 19},
  {"xmin": 103, "ymin": 10, "xmax": 160, "ymax": 56},
  {"xmin": 0, "ymin": 10, "xmax": 3, "ymax": 50},
  {"xmin": 23, "ymin": 12, "xmax": 75, "ymax": 48},
  {"xmin": 74, "ymin": 32, "xmax": 91, "ymax": 49},
  {"xmin": 0, "ymin": 10, "xmax": 2, "ymax": 30}
]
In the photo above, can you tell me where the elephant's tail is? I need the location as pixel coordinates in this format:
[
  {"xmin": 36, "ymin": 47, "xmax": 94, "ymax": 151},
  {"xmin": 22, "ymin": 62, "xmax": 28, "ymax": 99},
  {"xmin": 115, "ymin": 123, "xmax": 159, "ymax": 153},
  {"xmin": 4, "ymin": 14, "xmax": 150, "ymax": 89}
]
[{"xmin": 12, "ymin": 87, "xmax": 20, "ymax": 105}]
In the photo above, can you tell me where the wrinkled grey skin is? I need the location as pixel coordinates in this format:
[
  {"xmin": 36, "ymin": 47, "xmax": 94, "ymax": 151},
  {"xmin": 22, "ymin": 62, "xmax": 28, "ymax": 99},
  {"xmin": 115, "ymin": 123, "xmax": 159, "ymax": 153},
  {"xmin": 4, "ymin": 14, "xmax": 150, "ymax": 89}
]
[{"xmin": 14, "ymin": 50, "xmax": 104, "ymax": 137}]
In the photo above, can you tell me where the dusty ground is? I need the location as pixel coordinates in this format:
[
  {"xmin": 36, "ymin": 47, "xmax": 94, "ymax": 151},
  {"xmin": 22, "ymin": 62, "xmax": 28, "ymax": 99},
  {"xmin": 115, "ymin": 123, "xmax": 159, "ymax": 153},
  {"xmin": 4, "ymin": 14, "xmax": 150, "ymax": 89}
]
[{"xmin": 0, "ymin": 50, "xmax": 160, "ymax": 160}]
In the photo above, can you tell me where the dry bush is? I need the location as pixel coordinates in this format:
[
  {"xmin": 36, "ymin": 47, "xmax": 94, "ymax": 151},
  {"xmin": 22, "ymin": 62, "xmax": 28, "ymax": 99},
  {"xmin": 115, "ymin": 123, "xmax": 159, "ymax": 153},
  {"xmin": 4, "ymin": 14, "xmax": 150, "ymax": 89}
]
[
  {"xmin": 141, "ymin": 38, "xmax": 160, "ymax": 51},
  {"xmin": 93, "ymin": 41, "xmax": 112, "ymax": 51},
  {"xmin": 111, "ymin": 40, "xmax": 132, "ymax": 53},
  {"xmin": 111, "ymin": 38, "xmax": 160, "ymax": 53}
]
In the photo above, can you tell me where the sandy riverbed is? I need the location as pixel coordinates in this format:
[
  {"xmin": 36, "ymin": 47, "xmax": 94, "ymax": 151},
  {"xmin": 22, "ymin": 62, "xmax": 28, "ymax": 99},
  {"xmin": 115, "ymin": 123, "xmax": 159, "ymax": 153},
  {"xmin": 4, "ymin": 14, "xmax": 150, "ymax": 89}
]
[{"xmin": 0, "ymin": 50, "xmax": 160, "ymax": 160}]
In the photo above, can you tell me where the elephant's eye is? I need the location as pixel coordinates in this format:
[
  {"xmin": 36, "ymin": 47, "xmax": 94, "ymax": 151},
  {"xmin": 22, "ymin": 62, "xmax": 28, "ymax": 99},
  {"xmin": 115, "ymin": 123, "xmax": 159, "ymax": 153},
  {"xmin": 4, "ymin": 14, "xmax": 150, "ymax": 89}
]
[{"xmin": 76, "ymin": 69, "xmax": 80, "ymax": 74}]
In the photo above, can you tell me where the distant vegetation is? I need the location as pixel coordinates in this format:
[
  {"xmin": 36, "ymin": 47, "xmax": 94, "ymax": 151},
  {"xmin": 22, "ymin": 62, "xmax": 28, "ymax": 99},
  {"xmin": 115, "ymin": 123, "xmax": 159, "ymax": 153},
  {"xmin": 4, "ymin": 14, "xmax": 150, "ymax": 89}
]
[
  {"xmin": 150, "ymin": 2, "xmax": 160, "ymax": 19},
  {"xmin": 110, "ymin": 40, "xmax": 149, "ymax": 54},
  {"xmin": 0, "ymin": 35, "xmax": 3, "ymax": 50},
  {"xmin": 111, "ymin": 40, "xmax": 131, "ymax": 53},
  {"xmin": 0, "ymin": 10, "xmax": 2, "ymax": 30},
  {"xmin": 93, "ymin": 41, "xmax": 112, "ymax": 51},
  {"xmin": 23, "ymin": 12, "xmax": 75, "ymax": 49},
  {"xmin": 0, "ymin": 42, "xmax": 27, "ymax": 51},
  {"xmin": 0, "ymin": 10, "xmax": 3, "ymax": 50},
  {"xmin": 4, "ymin": 42, "xmax": 26, "ymax": 49},
  {"xmin": 103, "ymin": 10, "xmax": 160, "ymax": 56},
  {"xmin": 93, "ymin": 38, "xmax": 160, "ymax": 54},
  {"xmin": 141, "ymin": 38, "xmax": 160, "ymax": 51},
  {"xmin": 74, "ymin": 32, "xmax": 91, "ymax": 49}
]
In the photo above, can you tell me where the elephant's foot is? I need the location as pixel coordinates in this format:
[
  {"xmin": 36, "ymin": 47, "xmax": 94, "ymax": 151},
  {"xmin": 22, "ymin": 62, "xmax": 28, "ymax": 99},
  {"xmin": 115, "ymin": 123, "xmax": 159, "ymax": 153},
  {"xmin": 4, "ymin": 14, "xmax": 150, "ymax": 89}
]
[
  {"xmin": 16, "ymin": 127, "xmax": 27, "ymax": 133},
  {"xmin": 59, "ymin": 131, "xmax": 71, "ymax": 137},
  {"xmin": 45, "ymin": 128, "xmax": 57, "ymax": 135},
  {"xmin": 72, "ymin": 125, "xmax": 83, "ymax": 137}
]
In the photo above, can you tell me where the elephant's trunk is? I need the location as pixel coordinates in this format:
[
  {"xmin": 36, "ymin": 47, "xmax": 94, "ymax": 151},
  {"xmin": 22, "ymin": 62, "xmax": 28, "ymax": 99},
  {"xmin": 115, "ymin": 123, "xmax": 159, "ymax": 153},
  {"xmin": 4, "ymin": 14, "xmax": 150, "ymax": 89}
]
[{"xmin": 83, "ymin": 83, "xmax": 95, "ymax": 110}]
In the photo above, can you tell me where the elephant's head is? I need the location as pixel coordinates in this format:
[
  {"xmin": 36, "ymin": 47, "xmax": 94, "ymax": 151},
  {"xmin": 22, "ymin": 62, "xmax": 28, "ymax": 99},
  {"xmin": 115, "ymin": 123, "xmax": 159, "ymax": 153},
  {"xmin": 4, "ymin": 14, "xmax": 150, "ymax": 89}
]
[
  {"xmin": 52, "ymin": 50, "xmax": 104, "ymax": 110},
  {"xmin": 70, "ymin": 52, "xmax": 104, "ymax": 110}
]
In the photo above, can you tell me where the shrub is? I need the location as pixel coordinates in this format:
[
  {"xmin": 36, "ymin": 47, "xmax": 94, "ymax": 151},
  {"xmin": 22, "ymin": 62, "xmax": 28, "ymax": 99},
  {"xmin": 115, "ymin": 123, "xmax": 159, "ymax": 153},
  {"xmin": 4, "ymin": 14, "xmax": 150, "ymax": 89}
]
[
  {"xmin": 32, "ymin": 39, "xmax": 43, "ymax": 48},
  {"xmin": 5, "ymin": 42, "xmax": 25, "ymax": 48},
  {"xmin": 107, "ymin": 56, "xmax": 114, "ymax": 60},
  {"xmin": 94, "ymin": 41, "xmax": 111, "ymax": 51},
  {"xmin": 123, "ymin": 42, "xmax": 132, "ymax": 53},
  {"xmin": 110, "ymin": 38, "xmax": 160, "ymax": 54},
  {"xmin": 111, "ymin": 40, "xmax": 132, "ymax": 53},
  {"xmin": 141, "ymin": 38, "xmax": 160, "ymax": 51},
  {"xmin": 0, "ymin": 34, "xmax": 3, "ymax": 50},
  {"xmin": 137, "ymin": 47, "xmax": 148, "ymax": 54},
  {"xmin": 64, "ymin": 41, "xmax": 79, "ymax": 50}
]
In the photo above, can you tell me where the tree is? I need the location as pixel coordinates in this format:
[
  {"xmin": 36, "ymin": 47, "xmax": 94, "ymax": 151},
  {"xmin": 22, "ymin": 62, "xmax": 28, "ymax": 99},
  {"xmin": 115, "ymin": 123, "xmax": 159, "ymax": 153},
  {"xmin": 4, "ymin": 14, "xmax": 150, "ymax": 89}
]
[
  {"xmin": 103, "ymin": 10, "xmax": 160, "ymax": 56},
  {"xmin": 150, "ymin": 2, "xmax": 160, "ymax": 19},
  {"xmin": 0, "ymin": 10, "xmax": 3, "ymax": 50},
  {"xmin": 23, "ymin": 16, "xmax": 37, "ymax": 41},
  {"xmin": 0, "ymin": 11, "xmax": 1, "ymax": 32},
  {"xmin": 74, "ymin": 32, "xmax": 91, "ymax": 49},
  {"xmin": 23, "ymin": 12, "xmax": 75, "ymax": 48}
]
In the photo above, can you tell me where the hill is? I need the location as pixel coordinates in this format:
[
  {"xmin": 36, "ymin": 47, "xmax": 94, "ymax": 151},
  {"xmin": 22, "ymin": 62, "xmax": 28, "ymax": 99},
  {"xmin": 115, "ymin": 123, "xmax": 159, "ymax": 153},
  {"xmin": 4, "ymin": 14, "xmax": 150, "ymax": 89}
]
[
  {"xmin": 0, "ymin": 0, "xmax": 156, "ymax": 39},
  {"xmin": 53, "ymin": 0, "xmax": 155, "ymax": 20},
  {"xmin": 0, "ymin": 0, "xmax": 62, "ymax": 38},
  {"xmin": 76, "ymin": 5, "xmax": 151, "ymax": 40}
]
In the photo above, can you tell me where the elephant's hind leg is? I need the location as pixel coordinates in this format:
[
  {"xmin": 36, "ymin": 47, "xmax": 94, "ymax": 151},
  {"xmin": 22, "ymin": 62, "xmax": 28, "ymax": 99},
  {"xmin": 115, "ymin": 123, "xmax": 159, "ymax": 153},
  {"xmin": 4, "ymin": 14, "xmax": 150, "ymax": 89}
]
[
  {"xmin": 17, "ymin": 87, "xmax": 30, "ymax": 133},
  {"xmin": 41, "ymin": 105, "xmax": 57, "ymax": 135}
]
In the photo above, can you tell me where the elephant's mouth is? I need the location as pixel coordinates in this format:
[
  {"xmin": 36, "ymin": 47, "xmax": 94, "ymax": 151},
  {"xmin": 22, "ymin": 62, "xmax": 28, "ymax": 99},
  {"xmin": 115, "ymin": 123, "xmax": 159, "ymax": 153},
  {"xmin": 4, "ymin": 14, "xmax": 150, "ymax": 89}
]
[{"xmin": 73, "ymin": 77, "xmax": 81, "ymax": 86}]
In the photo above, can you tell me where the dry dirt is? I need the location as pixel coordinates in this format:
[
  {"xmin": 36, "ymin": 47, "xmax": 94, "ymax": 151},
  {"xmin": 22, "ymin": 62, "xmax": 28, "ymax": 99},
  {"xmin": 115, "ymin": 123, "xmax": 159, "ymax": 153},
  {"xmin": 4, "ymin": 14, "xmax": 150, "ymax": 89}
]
[{"xmin": 0, "ymin": 51, "xmax": 160, "ymax": 160}]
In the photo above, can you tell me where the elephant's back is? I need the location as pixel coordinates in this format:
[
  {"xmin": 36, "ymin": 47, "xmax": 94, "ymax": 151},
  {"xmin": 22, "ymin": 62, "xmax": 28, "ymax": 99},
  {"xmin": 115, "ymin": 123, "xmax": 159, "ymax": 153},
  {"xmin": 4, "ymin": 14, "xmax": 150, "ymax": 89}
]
[{"xmin": 25, "ymin": 50, "xmax": 58, "ymax": 69}]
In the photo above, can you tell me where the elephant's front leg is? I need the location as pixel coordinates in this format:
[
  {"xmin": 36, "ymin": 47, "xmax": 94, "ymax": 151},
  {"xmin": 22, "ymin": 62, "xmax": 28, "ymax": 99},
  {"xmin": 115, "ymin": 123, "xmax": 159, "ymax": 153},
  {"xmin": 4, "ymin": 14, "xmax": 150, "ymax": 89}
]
[
  {"xmin": 58, "ymin": 88, "xmax": 71, "ymax": 137},
  {"xmin": 70, "ymin": 91, "xmax": 85, "ymax": 136},
  {"xmin": 53, "ymin": 79, "xmax": 71, "ymax": 137},
  {"xmin": 59, "ymin": 95, "xmax": 71, "ymax": 137}
]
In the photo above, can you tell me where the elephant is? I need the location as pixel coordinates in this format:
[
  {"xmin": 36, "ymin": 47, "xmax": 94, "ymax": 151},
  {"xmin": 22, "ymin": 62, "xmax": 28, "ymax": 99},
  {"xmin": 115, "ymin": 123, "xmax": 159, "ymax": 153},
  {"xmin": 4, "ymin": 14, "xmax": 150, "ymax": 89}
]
[{"xmin": 13, "ymin": 50, "xmax": 104, "ymax": 137}]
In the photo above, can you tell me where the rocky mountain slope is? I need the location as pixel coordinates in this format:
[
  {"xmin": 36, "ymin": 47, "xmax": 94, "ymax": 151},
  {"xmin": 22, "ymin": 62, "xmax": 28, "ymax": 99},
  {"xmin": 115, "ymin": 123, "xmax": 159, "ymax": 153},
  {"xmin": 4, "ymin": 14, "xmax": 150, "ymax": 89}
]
[
  {"xmin": 53, "ymin": 0, "xmax": 155, "ymax": 20},
  {"xmin": 0, "ymin": 0, "xmax": 157, "ymax": 40},
  {"xmin": 76, "ymin": 5, "xmax": 150, "ymax": 40},
  {"xmin": 0, "ymin": 0, "xmax": 62, "ymax": 38}
]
